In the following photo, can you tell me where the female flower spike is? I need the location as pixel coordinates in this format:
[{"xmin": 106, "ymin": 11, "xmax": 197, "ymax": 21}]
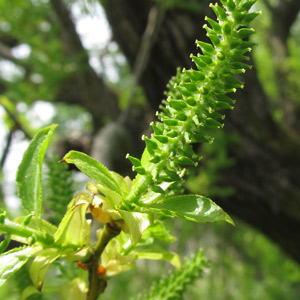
[{"xmin": 126, "ymin": 0, "xmax": 260, "ymax": 206}]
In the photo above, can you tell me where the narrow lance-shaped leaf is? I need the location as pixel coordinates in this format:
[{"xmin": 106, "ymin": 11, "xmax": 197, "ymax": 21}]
[
  {"xmin": 120, "ymin": 210, "xmax": 152, "ymax": 245},
  {"xmin": 141, "ymin": 221, "xmax": 176, "ymax": 243},
  {"xmin": 141, "ymin": 194, "xmax": 234, "ymax": 225},
  {"xmin": 137, "ymin": 250, "xmax": 181, "ymax": 270},
  {"xmin": 0, "ymin": 246, "xmax": 41, "ymax": 288},
  {"xmin": 62, "ymin": 151, "xmax": 122, "ymax": 195},
  {"xmin": 60, "ymin": 278, "xmax": 87, "ymax": 300},
  {"xmin": 21, "ymin": 285, "xmax": 40, "ymax": 300},
  {"xmin": 16, "ymin": 124, "xmax": 57, "ymax": 218},
  {"xmin": 54, "ymin": 193, "xmax": 92, "ymax": 248},
  {"xmin": 30, "ymin": 248, "xmax": 61, "ymax": 291}
]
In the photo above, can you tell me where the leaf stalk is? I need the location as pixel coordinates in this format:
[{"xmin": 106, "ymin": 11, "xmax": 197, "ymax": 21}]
[{"xmin": 0, "ymin": 219, "xmax": 54, "ymax": 246}]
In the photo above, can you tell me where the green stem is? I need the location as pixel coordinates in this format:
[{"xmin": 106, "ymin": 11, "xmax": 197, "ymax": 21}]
[
  {"xmin": 0, "ymin": 219, "xmax": 54, "ymax": 245},
  {"xmin": 86, "ymin": 223, "xmax": 120, "ymax": 300},
  {"xmin": 124, "ymin": 175, "xmax": 151, "ymax": 206}
]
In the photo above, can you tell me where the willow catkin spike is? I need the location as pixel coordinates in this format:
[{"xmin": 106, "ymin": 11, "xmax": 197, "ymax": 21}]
[{"xmin": 126, "ymin": 0, "xmax": 259, "ymax": 204}]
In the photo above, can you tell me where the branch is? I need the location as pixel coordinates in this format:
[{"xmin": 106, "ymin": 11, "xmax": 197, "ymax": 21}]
[
  {"xmin": 91, "ymin": 4, "xmax": 166, "ymax": 171},
  {"xmin": 85, "ymin": 223, "xmax": 121, "ymax": 300},
  {"xmin": 0, "ymin": 42, "xmax": 18, "ymax": 62},
  {"xmin": 0, "ymin": 103, "xmax": 32, "ymax": 140},
  {"xmin": 0, "ymin": 218, "xmax": 54, "ymax": 245},
  {"xmin": 0, "ymin": 42, "xmax": 30, "ymax": 71},
  {"xmin": 121, "ymin": 4, "xmax": 166, "ymax": 122},
  {"xmin": 0, "ymin": 127, "xmax": 14, "ymax": 169}
]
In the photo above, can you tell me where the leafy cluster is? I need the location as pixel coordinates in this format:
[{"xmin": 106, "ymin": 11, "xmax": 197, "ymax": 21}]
[{"xmin": 0, "ymin": 0, "xmax": 259, "ymax": 299}]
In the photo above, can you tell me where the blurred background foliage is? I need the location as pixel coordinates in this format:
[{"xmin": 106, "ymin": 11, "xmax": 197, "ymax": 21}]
[{"xmin": 0, "ymin": 0, "xmax": 300, "ymax": 299}]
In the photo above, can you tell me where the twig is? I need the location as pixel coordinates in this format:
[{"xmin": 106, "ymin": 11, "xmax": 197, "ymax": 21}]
[
  {"xmin": 0, "ymin": 218, "xmax": 54, "ymax": 245},
  {"xmin": 85, "ymin": 223, "xmax": 121, "ymax": 300},
  {"xmin": 0, "ymin": 42, "xmax": 30, "ymax": 71},
  {"xmin": 90, "ymin": 4, "xmax": 167, "ymax": 168},
  {"xmin": 98, "ymin": 37, "xmax": 113, "ymax": 81},
  {"xmin": 0, "ymin": 42, "xmax": 18, "ymax": 62},
  {"xmin": 0, "ymin": 127, "xmax": 14, "ymax": 169},
  {"xmin": 120, "ymin": 4, "xmax": 166, "ymax": 124},
  {"xmin": 0, "ymin": 104, "xmax": 32, "ymax": 140}
]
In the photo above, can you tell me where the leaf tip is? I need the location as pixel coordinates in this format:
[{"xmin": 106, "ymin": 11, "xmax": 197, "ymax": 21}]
[
  {"xmin": 50, "ymin": 123, "xmax": 58, "ymax": 130},
  {"xmin": 226, "ymin": 215, "xmax": 235, "ymax": 226},
  {"xmin": 37, "ymin": 282, "xmax": 43, "ymax": 292}
]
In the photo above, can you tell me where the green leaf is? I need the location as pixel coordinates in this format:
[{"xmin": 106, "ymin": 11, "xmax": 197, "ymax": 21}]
[
  {"xmin": 60, "ymin": 278, "xmax": 87, "ymax": 300},
  {"xmin": 30, "ymin": 248, "xmax": 61, "ymax": 291},
  {"xmin": 0, "ymin": 246, "xmax": 41, "ymax": 287},
  {"xmin": 21, "ymin": 285, "xmax": 40, "ymax": 300},
  {"xmin": 137, "ymin": 250, "xmax": 181, "ymax": 270},
  {"xmin": 100, "ymin": 233, "xmax": 136, "ymax": 277},
  {"xmin": 54, "ymin": 193, "xmax": 91, "ymax": 248},
  {"xmin": 110, "ymin": 171, "xmax": 130, "ymax": 194},
  {"xmin": 62, "ymin": 151, "xmax": 122, "ymax": 195},
  {"xmin": 87, "ymin": 182, "xmax": 123, "ymax": 218},
  {"xmin": 16, "ymin": 124, "xmax": 57, "ymax": 218},
  {"xmin": 142, "ymin": 194, "xmax": 234, "ymax": 225},
  {"xmin": 141, "ymin": 221, "xmax": 176, "ymax": 243},
  {"xmin": 120, "ymin": 210, "xmax": 152, "ymax": 245},
  {"xmin": 95, "ymin": 183, "xmax": 123, "ymax": 208}
]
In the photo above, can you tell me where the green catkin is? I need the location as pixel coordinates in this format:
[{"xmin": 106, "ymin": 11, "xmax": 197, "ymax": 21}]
[
  {"xmin": 45, "ymin": 155, "xmax": 74, "ymax": 225},
  {"xmin": 135, "ymin": 249, "xmax": 207, "ymax": 300},
  {"xmin": 125, "ymin": 0, "xmax": 259, "ymax": 206}
]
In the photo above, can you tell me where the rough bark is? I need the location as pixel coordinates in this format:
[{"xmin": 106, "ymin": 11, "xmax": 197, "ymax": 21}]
[{"xmin": 101, "ymin": 0, "xmax": 300, "ymax": 263}]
